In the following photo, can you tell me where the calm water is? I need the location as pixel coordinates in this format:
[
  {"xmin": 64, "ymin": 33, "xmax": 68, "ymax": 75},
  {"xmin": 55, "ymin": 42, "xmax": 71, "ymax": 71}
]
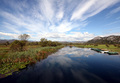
[{"xmin": 0, "ymin": 46, "xmax": 120, "ymax": 83}]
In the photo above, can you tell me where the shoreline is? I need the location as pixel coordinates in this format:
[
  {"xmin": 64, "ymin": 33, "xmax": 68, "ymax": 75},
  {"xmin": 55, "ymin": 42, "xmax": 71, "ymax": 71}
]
[{"xmin": 0, "ymin": 45, "xmax": 64, "ymax": 78}]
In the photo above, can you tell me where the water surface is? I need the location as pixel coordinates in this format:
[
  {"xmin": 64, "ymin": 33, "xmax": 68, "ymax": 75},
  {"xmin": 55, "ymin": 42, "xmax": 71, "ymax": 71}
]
[{"xmin": 0, "ymin": 46, "xmax": 120, "ymax": 83}]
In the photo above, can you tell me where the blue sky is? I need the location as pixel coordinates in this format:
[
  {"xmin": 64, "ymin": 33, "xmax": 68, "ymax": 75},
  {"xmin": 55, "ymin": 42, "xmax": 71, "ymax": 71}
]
[{"xmin": 0, "ymin": 0, "xmax": 120, "ymax": 41}]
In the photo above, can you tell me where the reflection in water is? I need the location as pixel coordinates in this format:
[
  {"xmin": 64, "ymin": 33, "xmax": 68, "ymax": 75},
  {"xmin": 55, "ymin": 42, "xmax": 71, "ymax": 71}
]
[
  {"xmin": 0, "ymin": 47, "xmax": 120, "ymax": 83},
  {"xmin": 51, "ymin": 46, "xmax": 96, "ymax": 57}
]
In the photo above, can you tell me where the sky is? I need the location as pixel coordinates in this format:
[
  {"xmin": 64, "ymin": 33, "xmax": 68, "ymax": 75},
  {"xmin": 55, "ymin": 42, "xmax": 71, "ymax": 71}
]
[{"xmin": 0, "ymin": 0, "xmax": 120, "ymax": 41}]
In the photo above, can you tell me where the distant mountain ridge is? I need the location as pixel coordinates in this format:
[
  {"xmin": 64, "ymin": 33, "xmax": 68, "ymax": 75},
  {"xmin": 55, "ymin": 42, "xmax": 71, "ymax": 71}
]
[
  {"xmin": 87, "ymin": 35, "xmax": 120, "ymax": 44},
  {"xmin": 0, "ymin": 39, "xmax": 15, "ymax": 44},
  {"xmin": 0, "ymin": 35, "xmax": 120, "ymax": 44}
]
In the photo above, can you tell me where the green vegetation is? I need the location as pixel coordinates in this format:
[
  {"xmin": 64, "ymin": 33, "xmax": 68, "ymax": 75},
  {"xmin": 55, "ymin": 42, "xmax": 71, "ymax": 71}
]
[
  {"xmin": 10, "ymin": 40, "xmax": 27, "ymax": 51},
  {"xmin": 0, "ymin": 34, "xmax": 64, "ymax": 78},
  {"xmin": 0, "ymin": 45, "xmax": 64, "ymax": 78},
  {"xmin": 74, "ymin": 44, "xmax": 120, "ymax": 54},
  {"xmin": 39, "ymin": 38, "xmax": 61, "ymax": 47}
]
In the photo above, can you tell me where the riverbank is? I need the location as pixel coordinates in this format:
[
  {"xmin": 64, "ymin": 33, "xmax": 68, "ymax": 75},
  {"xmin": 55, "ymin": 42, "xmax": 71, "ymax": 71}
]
[
  {"xmin": 74, "ymin": 44, "xmax": 120, "ymax": 54},
  {"xmin": 0, "ymin": 45, "xmax": 64, "ymax": 78}
]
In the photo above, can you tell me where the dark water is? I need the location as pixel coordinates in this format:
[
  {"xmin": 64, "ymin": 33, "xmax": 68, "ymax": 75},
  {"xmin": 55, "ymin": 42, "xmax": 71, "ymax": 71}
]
[{"xmin": 0, "ymin": 47, "xmax": 120, "ymax": 83}]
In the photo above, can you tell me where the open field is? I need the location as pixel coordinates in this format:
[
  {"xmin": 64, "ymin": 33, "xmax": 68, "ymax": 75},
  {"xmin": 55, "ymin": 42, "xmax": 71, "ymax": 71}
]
[
  {"xmin": 0, "ymin": 45, "xmax": 64, "ymax": 78},
  {"xmin": 74, "ymin": 44, "xmax": 120, "ymax": 54}
]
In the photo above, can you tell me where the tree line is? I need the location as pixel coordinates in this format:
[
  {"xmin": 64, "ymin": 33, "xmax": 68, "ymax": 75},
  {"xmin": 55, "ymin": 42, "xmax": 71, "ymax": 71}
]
[{"xmin": 4, "ymin": 34, "xmax": 62, "ymax": 51}]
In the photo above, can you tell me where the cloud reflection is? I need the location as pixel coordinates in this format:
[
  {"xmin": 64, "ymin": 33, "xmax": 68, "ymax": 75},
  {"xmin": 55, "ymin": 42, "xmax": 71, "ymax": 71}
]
[
  {"xmin": 51, "ymin": 46, "xmax": 96, "ymax": 57},
  {"xmin": 15, "ymin": 47, "xmax": 114, "ymax": 83},
  {"xmin": 39, "ymin": 47, "xmax": 96, "ymax": 69}
]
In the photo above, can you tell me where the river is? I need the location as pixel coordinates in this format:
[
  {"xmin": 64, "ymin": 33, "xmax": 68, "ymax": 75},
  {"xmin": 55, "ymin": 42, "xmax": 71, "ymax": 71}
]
[{"xmin": 0, "ymin": 46, "xmax": 120, "ymax": 83}]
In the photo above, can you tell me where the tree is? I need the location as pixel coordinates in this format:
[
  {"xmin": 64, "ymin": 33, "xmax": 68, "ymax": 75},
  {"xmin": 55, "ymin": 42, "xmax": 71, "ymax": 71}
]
[
  {"xmin": 18, "ymin": 34, "xmax": 30, "ymax": 41},
  {"xmin": 39, "ymin": 38, "xmax": 62, "ymax": 47},
  {"xmin": 10, "ymin": 34, "xmax": 30, "ymax": 51},
  {"xmin": 39, "ymin": 38, "xmax": 48, "ymax": 47}
]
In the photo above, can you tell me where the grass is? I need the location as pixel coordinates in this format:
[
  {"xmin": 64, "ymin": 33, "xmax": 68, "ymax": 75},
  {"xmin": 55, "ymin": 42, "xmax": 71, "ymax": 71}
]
[
  {"xmin": 0, "ymin": 45, "xmax": 64, "ymax": 78},
  {"xmin": 74, "ymin": 44, "xmax": 120, "ymax": 54}
]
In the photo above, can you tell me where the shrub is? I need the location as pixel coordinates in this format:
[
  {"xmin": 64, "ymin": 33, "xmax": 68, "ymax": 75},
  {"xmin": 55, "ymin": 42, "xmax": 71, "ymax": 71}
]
[
  {"xmin": 10, "ymin": 40, "xmax": 26, "ymax": 51},
  {"xmin": 39, "ymin": 38, "xmax": 48, "ymax": 47}
]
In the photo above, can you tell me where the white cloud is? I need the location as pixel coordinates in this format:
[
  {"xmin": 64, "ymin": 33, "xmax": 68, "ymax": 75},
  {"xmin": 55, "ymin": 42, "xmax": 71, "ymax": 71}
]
[
  {"xmin": 0, "ymin": 32, "xmax": 19, "ymax": 38},
  {"xmin": 71, "ymin": 0, "xmax": 96, "ymax": 20},
  {"xmin": 71, "ymin": 0, "xmax": 120, "ymax": 21},
  {"xmin": 49, "ymin": 22, "xmax": 73, "ymax": 33},
  {"xmin": 56, "ymin": 11, "xmax": 64, "ymax": 20},
  {"xmin": 0, "ymin": 10, "xmax": 48, "ymax": 34},
  {"xmin": 1, "ymin": 22, "xmax": 21, "ymax": 34},
  {"xmin": 0, "ymin": 0, "xmax": 120, "ymax": 41},
  {"xmin": 31, "ymin": 31, "xmax": 95, "ymax": 41},
  {"xmin": 100, "ymin": 33, "xmax": 120, "ymax": 37},
  {"xmin": 40, "ymin": 0, "xmax": 55, "ymax": 22}
]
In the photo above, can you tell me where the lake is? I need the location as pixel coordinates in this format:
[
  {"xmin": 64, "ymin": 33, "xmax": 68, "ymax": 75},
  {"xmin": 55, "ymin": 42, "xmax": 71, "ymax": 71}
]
[{"xmin": 0, "ymin": 46, "xmax": 120, "ymax": 83}]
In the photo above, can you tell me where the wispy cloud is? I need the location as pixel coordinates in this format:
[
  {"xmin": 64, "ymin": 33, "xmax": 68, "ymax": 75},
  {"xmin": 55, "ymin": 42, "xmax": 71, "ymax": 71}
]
[
  {"xmin": 0, "ymin": 0, "xmax": 120, "ymax": 41},
  {"xmin": 0, "ymin": 32, "xmax": 19, "ymax": 38},
  {"xmin": 71, "ymin": 0, "xmax": 120, "ymax": 21},
  {"xmin": 106, "ymin": 20, "xmax": 120, "ymax": 26},
  {"xmin": 108, "ymin": 6, "xmax": 120, "ymax": 16},
  {"xmin": 71, "ymin": 0, "xmax": 96, "ymax": 20},
  {"xmin": 39, "ymin": 0, "xmax": 55, "ymax": 22}
]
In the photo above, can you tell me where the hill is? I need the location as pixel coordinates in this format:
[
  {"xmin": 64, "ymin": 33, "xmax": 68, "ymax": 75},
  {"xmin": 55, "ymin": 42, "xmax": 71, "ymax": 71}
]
[
  {"xmin": 0, "ymin": 39, "xmax": 15, "ymax": 44},
  {"xmin": 87, "ymin": 35, "xmax": 120, "ymax": 44}
]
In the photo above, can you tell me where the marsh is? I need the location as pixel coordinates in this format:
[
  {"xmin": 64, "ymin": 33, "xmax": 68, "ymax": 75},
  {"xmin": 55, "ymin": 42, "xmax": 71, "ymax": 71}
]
[{"xmin": 0, "ymin": 46, "xmax": 120, "ymax": 83}]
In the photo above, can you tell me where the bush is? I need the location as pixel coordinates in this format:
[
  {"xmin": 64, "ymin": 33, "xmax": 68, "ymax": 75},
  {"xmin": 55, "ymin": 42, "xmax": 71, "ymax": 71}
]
[
  {"xmin": 39, "ymin": 38, "xmax": 48, "ymax": 47},
  {"xmin": 39, "ymin": 38, "xmax": 62, "ymax": 47},
  {"xmin": 10, "ymin": 40, "xmax": 26, "ymax": 51}
]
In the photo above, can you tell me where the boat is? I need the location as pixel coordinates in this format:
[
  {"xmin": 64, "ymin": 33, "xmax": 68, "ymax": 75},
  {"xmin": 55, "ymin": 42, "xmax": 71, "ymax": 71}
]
[
  {"xmin": 91, "ymin": 48, "xmax": 96, "ymax": 50},
  {"xmin": 100, "ymin": 51, "xmax": 109, "ymax": 54},
  {"xmin": 107, "ymin": 52, "xmax": 119, "ymax": 55},
  {"xmin": 91, "ymin": 48, "xmax": 119, "ymax": 55},
  {"xmin": 91, "ymin": 48, "xmax": 103, "ymax": 52}
]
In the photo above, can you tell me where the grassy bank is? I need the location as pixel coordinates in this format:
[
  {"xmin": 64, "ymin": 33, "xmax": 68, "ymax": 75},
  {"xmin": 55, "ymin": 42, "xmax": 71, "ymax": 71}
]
[
  {"xmin": 74, "ymin": 44, "xmax": 120, "ymax": 54},
  {"xmin": 0, "ymin": 45, "xmax": 64, "ymax": 78}
]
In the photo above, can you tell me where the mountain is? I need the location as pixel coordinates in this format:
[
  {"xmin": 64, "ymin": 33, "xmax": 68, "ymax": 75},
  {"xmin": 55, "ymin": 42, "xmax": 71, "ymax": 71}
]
[
  {"xmin": 87, "ymin": 35, "xmax": 120, "ymax": 44},
  {"xmin": 0, "ymin": 39, "xmax": 15, "ymax": 44}
]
